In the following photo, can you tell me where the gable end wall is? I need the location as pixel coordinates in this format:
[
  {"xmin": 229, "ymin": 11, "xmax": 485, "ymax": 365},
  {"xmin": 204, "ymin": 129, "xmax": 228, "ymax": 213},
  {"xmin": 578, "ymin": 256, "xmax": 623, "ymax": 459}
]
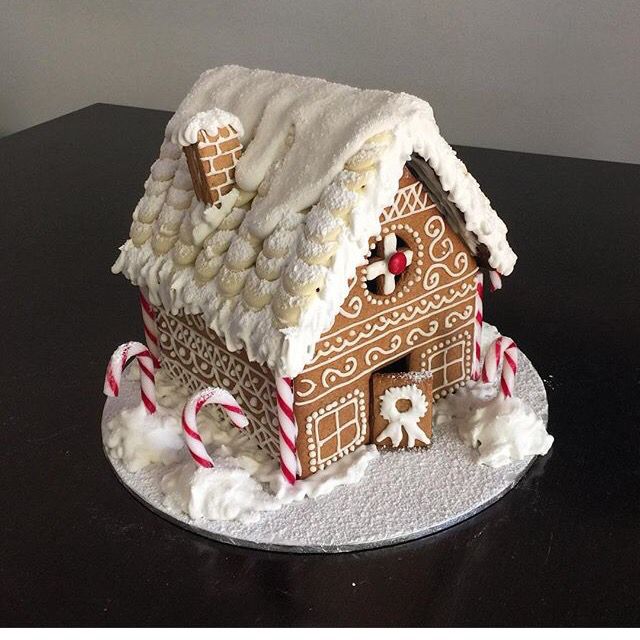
[{"xmin": 293, "ymin": 166, "xmax": 478, "ymax": 477}]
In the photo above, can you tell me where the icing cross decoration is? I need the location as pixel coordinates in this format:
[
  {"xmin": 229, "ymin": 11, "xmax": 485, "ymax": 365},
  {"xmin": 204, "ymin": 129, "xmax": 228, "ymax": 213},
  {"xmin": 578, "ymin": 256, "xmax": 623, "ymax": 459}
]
[
  {"xmin": 377, "ymin": 385, "xmax": 430, "ymax": 447},
  {"xmin": 365, "ymin": 233, "xmax": 413, "ymax": 294}
]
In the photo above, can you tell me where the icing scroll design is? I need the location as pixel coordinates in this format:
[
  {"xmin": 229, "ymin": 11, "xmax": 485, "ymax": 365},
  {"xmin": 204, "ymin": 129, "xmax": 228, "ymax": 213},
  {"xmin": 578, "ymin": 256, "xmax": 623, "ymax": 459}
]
[
  {"xmin": 295, "ymin": 377, "xmax": 316, "ymax": 399},
  {"xmin": 338, "ymin": 295, "xmax": 363, "ymax": 319},
  {"xmin": 425, "ymin": 215, "xmax": 453, "ymax": 262},
  {"xmin": 321, "ymin": 357, "xmax": 358, "ymax": 388},
  {"xmin": 364, "ymin": 335, "xmax": 402, "ymax": 366},
  {"xmin": 444, "ymin": 304, "xmax": 473, "ymax": 328},
  {"xmin": 406, "ymin": 320, "xmax": 438, "ymax": 346},
  {"xmin": 423, "ymin": 214, "xmax": 469, "ymax": 291}
]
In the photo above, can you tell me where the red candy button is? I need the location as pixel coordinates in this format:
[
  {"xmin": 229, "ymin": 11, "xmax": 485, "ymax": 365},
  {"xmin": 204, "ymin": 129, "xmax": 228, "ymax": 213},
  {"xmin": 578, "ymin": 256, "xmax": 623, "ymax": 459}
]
[{"xmin": 387, "ymin": 251, "xmax": 407, "ymax": 275}]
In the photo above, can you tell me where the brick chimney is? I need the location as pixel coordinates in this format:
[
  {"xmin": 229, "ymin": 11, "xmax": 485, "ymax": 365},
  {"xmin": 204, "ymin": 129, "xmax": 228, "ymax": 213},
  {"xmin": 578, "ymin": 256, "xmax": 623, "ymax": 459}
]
[{"xmin": 183, "ymin": 125, "xmax": 243, "ymax": 205}]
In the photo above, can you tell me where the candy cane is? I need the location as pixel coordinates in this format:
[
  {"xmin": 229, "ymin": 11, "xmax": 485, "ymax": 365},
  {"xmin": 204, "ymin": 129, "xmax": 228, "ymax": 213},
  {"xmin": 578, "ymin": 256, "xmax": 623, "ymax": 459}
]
[
  {"xmin": 276, "ymin": 376, "xmax": 298, "ymax": 485},
  {"xmin": 481, "ymin": 336, "xmax": 518, "ymax": 398},
  {"xmin": 489, "ymin": 270, "xmax": 502, "ymax": 292},
  {"xmin": 139, "ymin": 288, "xmax": 161, "ymax": 368},
  {"xmin": 471, "ymin": 272, "xmax": 484, "ymax": 380},
  {"xmin": 182, "ymin": 387, "xmax": 249, "ymax": 468},
  {"xmin": 104, "ymin": 341, "xmax": 157, "ymax": 414}
]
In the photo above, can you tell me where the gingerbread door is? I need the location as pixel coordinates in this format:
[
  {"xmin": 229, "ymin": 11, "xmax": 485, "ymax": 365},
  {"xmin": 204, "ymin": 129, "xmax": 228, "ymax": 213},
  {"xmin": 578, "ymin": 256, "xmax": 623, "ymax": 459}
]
[{"xmin": 371, "ymin": 371, "xmax": 433, "ymax": 448}]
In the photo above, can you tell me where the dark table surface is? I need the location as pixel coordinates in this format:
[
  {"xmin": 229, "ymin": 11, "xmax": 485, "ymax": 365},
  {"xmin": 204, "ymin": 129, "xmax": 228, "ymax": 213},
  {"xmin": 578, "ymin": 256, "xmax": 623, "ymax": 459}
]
[{"xmin": 1, "ymin": 104, "xmax": 639, "ymax": 626}]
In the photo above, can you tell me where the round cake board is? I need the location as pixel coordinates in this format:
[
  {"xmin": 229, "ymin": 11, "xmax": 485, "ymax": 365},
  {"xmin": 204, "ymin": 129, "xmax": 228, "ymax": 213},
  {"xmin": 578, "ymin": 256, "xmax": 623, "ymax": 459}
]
[{"xmin": 102, "ymin": 350, "xmax": 547, "ymax": 553}]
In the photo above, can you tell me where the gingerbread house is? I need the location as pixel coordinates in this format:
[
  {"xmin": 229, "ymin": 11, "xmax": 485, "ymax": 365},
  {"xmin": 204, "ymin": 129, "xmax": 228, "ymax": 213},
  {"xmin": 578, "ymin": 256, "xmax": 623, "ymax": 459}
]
[{"xmin": 113, "ymin": 66, "xmax": 516, "ymax": 482}]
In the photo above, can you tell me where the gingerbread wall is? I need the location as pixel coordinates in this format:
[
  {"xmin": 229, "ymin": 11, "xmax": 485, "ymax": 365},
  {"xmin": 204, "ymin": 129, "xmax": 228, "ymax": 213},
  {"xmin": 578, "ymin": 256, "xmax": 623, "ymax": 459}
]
[
  {"xmin": 155, "ymin": 308, "xmax": 281, "ymax": 459},
  {"xmin": 293, "ymin": 167, "xmax": 478, "ymax": 477}
]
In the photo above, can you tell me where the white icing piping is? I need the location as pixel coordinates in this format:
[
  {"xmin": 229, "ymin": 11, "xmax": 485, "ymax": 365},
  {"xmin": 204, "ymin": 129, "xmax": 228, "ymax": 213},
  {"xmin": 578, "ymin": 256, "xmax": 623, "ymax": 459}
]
[{"xmin": 170, "ymin": 108, "xmax": 244, "ymax": 147}]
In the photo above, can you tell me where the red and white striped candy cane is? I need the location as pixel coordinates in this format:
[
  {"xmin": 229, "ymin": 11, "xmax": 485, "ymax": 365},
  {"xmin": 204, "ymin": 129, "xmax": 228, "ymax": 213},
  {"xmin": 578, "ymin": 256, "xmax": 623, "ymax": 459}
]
[
  {"xmin": 104, "ymin": 341, "xmax": 157, "ymax": 414},
  {"xmin": 276, "ymin": 376, "xmax": 298, "ymax": 485},
  {"xmin": 471, "ymin": 271, "xmax": 484, "ymax": 380},
  {"xmin": 489, "ymin": 270, "xmax": 503, "ymax": 292},
  {"xmin": 481, "ymin": 336, "xmax": 518, "ymax": 398},
  {"xmin": 139, "ymin": 288, "xmax": 161, "ymax": 368},
  {"xmin": 182, "ymin": 387, "xmax": 249, "ymax": 468}
]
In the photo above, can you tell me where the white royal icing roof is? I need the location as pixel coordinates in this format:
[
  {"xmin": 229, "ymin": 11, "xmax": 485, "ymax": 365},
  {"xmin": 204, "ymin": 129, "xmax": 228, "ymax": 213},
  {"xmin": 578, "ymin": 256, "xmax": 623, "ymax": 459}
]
[{"xmin": 114, "ymin": 66, "xmax": 516, "ymax": 378}]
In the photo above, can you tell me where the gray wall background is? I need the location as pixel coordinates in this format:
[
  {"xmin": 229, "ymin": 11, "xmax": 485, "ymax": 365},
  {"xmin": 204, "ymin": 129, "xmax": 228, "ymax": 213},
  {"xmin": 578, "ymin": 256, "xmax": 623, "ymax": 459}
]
[{"xmin": 2, "ymin": 0, "xmax": 639, "ymax": 163}]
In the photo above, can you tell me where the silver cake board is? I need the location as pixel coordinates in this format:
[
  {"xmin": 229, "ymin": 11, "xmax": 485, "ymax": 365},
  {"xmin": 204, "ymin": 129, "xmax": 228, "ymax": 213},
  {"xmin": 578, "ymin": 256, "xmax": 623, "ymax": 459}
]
[{"xmin": 101, "ymin": 350, "xmax": 547, "ymax": 553}]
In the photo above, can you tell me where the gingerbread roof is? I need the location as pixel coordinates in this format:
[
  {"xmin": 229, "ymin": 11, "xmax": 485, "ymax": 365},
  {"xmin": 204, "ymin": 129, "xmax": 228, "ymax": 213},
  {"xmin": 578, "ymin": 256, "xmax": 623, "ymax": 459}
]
[{"xmin": 113, "ymin": 66, "xmax": 516, "ymax": 378}]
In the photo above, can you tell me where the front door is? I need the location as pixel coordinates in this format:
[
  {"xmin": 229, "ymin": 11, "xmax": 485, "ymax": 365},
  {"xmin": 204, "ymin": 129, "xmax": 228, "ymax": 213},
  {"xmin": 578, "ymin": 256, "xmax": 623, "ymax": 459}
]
[{"xmin": 370, "ymin": 371, "xmax": 433, "ymax": 448}]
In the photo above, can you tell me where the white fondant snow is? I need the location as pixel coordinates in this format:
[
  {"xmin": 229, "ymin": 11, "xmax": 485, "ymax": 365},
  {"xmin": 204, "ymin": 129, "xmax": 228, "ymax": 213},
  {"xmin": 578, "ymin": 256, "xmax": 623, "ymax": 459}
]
[
  {"xmin": 160, "ymin": 460, "xmax": 279, "ymax": 524},
  {"xmin": 436, "ymin": 384, "xmax": 554, "ymax": 468},
  {"xmin": 103, "ymin": 368, "xmax": 379, "ymax": 523},
  {"xmin": 103, "ymin": 402, "xmax": 184, "ymax": 473},
  {"xmin": 101, "ymin": 341, "xmax": 548, "ymax": 551},
  {"xmin": 171, "ymin": 108, "xmax": 244, "ymax": 147}
]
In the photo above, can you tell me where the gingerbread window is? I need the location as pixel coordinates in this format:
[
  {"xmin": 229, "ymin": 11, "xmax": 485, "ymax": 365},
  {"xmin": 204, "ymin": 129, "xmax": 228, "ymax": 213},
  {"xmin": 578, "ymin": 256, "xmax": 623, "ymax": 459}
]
[
  {"xmin": 304, "ymin": 390, "xmax": 368, "ymax": 472},
  {"xmin": 361, "ymin": 223, "xmax": 425, "ymax": 306},
  {"xmin": 365, "ymin": 231, "xmax": 413, "ymax": 295}
]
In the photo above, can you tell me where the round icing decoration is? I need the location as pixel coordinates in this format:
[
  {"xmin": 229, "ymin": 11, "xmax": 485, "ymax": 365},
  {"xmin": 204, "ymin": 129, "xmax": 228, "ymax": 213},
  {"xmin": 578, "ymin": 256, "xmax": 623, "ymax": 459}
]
[
  {"xmin": 130, "ymin": 221, "xmax": 152, "ymax": 246},
  {"xmin": 159, "ymin": 139, "xmax": 181, "ymax": 160},
  {"xmin": 387, "ymin": 251, "xmax": 407, "ymax": 275},
  {"xmin": 158, "ymin": 203, "xmax": 184, "ymax": 226},
  {"xmin": 158, "ymin": 220, "xmax": 181, "ymax": 237},
  {"xmin": 216, "ymin": 265, "xmax": 249, "ymax": 296},
  {"xmin": 225, "ymin": 237, "xmax": 259, "ymax": 270},
  {"xmin": 298, "ymin": 238, "xmax": 337, "ymax": 266},
  {"xmin": 195, "ymin": 252, "xmax": 223, "ymax": 281},
  {"xmin": 145, "ymin": 178, "xmax": 171, "ymax": 196},
  {"xmin": 173, "ymin": 240, "xmax": 199, "ymax": 266},
  {"xmin": 151, "ymin": 232, "xmax": 177, "ymax": 255},
  {"xmin": 255, "ymin": 253, "xmax": 284, "ymax": 281},
  {"xmin": 242, "ymin": 272, "xmax": 276, "ymax": 310},
  {"xmin": 218, "ymin": 207, "xmax": 245, "ymax": 231},
  {"xmin": 344, "ymin": 149, "xmax": 377, "ymax": 172},
  {"xmin": 272, "ymin": 292, "xmax": 306, "ymax": 326},
  {"xmin": 172, "ymin": 168, "xmax": 194, "ymax": 191},
  {"xmin": 282, "ymin": 260, "xmax": 325, "ymax": 296},
  {"xmin": 263, "ymin": 228, "xmax": 293, "ymax": 259},
  {"xmin": 151, "ymin": 158, "xmax": 178, "ymax": 182},
  {"xmin": 304, "ymin": 208, "xmax": 343, "ymax": 242},
  {"xmin": 178, "ymin": 219, "xmax": 194, "ymax": 245},
  {"xmin": 167, "ymin": 187, "xmax": 193, "ymax": 210},
  {"xmin": 339, "ymin": 170, "xmax": 370, "ymax": 193},
  {"xmin": 203, "ymin": 229, "xmax": 235, "ymax": 256},
  {"xmin": 136, "ymin": 196, "xmax": 164, "ymax": 224},
  {"xmin": 235, "ymin": 189, "xmax": 256, "ymax": 208}
]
